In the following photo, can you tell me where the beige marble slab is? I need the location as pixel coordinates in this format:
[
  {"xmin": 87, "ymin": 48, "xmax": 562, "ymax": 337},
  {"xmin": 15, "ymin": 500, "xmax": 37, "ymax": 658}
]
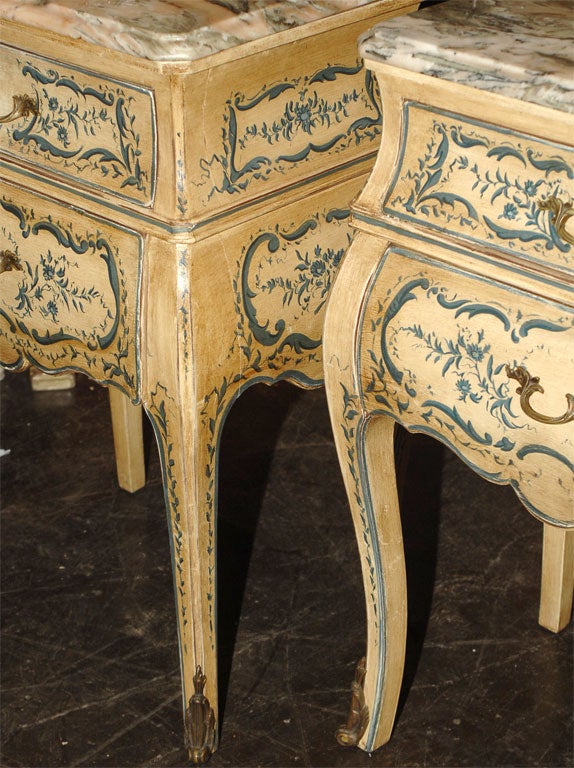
[
  {"xmin": 0, "ymin": 0, "xmax": 382, "ymax": 61},
  {"xmin": 359, "ymin": 0, "xmax": 574, "ymax": 113}
]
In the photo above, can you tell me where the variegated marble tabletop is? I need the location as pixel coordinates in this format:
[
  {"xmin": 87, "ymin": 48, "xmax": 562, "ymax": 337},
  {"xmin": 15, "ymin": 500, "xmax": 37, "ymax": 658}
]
[
  {"xmin": 360, "ymin": 0, "xmax": 574, "ymax": 112},
  {"xmin": 0, "ymin": 0, "xmax": 383, "ymax": 60}
]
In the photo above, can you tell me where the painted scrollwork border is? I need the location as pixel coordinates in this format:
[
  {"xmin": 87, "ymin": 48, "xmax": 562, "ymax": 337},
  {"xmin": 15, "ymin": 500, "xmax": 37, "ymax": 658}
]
[
  {"xmin": 359, "ymin": 246, "xmax": 574, "ymax": 523},
  {"xmin": 0, "ymin": 195, "xmax": 138, "ymax": 393},
  {"xmin": 198, "ymin": 62, "xmax": 381, "ymax": 199},
  {"xmin": 384, "ymin": 102, "xmax": 574, "ymax": 267},
  {"xmin": 237, "ymin": 207, "xmax": 351, "ymax": 367},
  {"xmin": 1, "ymin": 49, "xmax": 156, "ymax": 205}
]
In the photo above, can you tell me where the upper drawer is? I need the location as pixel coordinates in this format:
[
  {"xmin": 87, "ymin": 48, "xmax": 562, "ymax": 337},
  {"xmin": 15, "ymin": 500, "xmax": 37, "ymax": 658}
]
[
  {"xmin": 0, "ymin": 44, "xmax": 157, "ymax": 207},
  {"xmin": 382, "ymin": 102, "xmax": 574, "ymax": 276}
]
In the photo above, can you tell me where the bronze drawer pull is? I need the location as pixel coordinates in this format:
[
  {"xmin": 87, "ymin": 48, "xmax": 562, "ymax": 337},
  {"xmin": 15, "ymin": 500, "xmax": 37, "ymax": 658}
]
[
  {"xmin": 0, "ymin": 249, "xmax": 23, "ymax": 274},
  {"xmin": 506, "ymin": 365, "xmax": 574, "ymax": 425},
  {"xmin": 538, "ymin": 196, "xmax": 574, "ymax": 246},
  {"xmin": 0, "ymin": 94, "xmax": 38, "ymax": 124}
]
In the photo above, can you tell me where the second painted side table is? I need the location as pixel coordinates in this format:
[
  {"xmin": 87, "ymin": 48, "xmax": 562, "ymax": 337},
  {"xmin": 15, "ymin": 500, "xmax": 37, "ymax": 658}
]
[{"xmin": 324, "ymin": 0, "xmax": 574, "ymax": 755}]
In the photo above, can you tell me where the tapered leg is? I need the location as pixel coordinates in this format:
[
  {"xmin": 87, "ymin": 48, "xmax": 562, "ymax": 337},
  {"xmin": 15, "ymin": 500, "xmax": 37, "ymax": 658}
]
[
  {"xmin": 108, "ymin": 387, "xmax": 145, "ymax": 493},
  {"xmin": 144, "ymin": 382, "xmax": 219, "ymax": 763},
  {"xmin": 539, "ymin": 525, "xmax": 574, "ymax": 633},
  {"xmin": 140, "ymin": 237, "xmax": 246, "ymax": 764},
  {"xmin": 324, "ymin": 232, "xmax": 407, "ymax": 753}
]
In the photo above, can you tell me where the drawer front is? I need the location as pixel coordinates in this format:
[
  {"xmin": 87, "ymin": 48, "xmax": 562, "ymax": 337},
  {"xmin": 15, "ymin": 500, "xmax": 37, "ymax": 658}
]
[
  {"xmin": 0, "ymin": 44, "xmax": 156, "ymax": 207},
  {"xmin": 359, "ymin": 246, "xmax": 574, "ymax": 525},
  {"xmin": 383, "ymin": 102, "xmax": 574, "ymax": 275},
  {"xmin": 0, "ymin": 182, "xmax": 141, "ymax": 397}
]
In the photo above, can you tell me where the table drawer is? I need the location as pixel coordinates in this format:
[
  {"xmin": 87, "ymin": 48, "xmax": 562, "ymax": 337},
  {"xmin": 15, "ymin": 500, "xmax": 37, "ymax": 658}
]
[
  {"xmin": 0, "ymin": 44, "xmax": 156, "ymax": 207},
  {"xmin": 359, "ymin": 246, "xmax": 574, "ymax": 525},
  {"xmin": 0, "ymin": 181, "xmax": 141, "ymax": 397},
  {"xmin": 382, "ymin": 102, "xmax": 574, "ymax": 276}
]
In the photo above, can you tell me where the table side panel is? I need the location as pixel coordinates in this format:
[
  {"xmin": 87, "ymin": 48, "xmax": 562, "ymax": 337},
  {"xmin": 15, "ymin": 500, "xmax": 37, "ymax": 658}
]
[
  {"xmin": 187, "ymin": 171, "xmax": 370, "ymax": 399},
  {"xmin": 180, "ymin": 16, "xmax": 386, "ymax": 224}
]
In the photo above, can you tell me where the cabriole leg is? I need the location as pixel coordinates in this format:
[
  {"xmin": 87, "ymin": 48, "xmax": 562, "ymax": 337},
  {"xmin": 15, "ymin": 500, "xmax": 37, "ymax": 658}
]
[
  {"xmin": 324, "ymin": 232, "xmax": 407, "ymax": 753},
  {"xmin": 144, "ymin": 383, "xmax": 219, "ymax": 765}
]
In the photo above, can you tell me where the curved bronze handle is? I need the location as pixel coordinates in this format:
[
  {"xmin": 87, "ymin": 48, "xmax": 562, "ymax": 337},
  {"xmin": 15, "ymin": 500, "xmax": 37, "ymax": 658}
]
[
  {"xmin": 0, "ymin": 249, "xmax": 23, "ymax": 274},
  {"xmin": 0, "ymin": 94, "xmax": 38, "ymax": 124},
  {"xmin": 538, "ymin": 196, "xmax": 574, "ymax": 246},
  {"xmin": 506, "ymin": 365, "xmax": 574, "ymax": 425}
]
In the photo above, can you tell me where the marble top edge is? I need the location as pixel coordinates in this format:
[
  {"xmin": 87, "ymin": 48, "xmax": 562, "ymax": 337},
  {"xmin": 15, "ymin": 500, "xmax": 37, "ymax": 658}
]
[
  {"xmin": 0, "ymin": 0, "xmax": 386, "ymax": 62},
  {"xmin": 359, "ymin": 0, "xmax": 574, "ymax": 114}
]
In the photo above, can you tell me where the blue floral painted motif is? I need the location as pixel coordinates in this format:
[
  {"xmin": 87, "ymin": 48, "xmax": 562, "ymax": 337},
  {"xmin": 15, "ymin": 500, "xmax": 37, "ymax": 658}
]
[
  {"xmin": 196, "ymin": 209, "xmax": 352, "ymax": 571},
  {"xmin": 14, "ymin": 250, "xmax": 105, "ymax": 324},
  {"xmin": 501, "ymin": 203, "xmax": 518, "ymax": 220},
  {"xmin": 234, "ymin": 209, "xmax": 350, "ymax": 372},
  {"xmin": 4, "ymin": 60, "xmax": 153, "ymax": 200},
  {"xmin": 363, "ymin": 269, "xmax": 573, "ymax": 463},
  {"xmin": 257, "ymin": 243, "xmax": 344, "ymax": 316},
  {"xmin": 0, "ymin": 196, "xmax": 138, "ymax": 393},
  {"xmin": 198, "ymin": 64, "xmax": 381, "ymax": 198},
  {"xmin": 455, "ymin": 376, "xmax": 472, "ymax": 399},
  {"xmin": 385, "ymin": 104, "xmax": 574, "ymax": 264},
  {"xmin": 398, "ymin": 319, "xmax": 519, "ymax": 429}
]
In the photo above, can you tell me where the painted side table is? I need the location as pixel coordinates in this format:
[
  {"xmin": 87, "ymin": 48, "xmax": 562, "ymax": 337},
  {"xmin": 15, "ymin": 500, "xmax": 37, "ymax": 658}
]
[
  {"xmin": 0, "ymin": 0, "xmax": 420, "ymax": 761},
  {"xmin": 324, "ymin": 0, "xmax": 574, "ymax": 755}
]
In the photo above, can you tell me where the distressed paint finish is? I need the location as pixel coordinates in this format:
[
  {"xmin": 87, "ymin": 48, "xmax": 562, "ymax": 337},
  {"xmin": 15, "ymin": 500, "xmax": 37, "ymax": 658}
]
[
  {"xmin": 193, "ymin": 184, "xmax": 365, "ymax": 640},
  {"xmin": 359, "ymin": 247, "xmax": 574, "ymax": 524},
  {"xmin": 197, "ymin": 64, "xmax": 381, "ymax": 202},
  {"xmin": 236, "ymin": 206, "xmax": 352, "ymax": 371},
  {"xmin": 383, "ymin": 104, "xmax": 574, "ymax": 273},
  {"xmin": 183, "ymin": 24, "xmax": 389, "ymax": 222}
]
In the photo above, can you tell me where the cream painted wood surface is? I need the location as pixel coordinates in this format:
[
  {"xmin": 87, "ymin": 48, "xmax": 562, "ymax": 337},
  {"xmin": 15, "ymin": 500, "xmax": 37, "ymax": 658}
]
[
  {"xmin": 108, "ymin": 387, "xmax": 146, "ymax": 493},
  {"xmin": 0, "ymin": 0, "xmax": 419, "ymax": 762},
  {"xmin": 324, "ymin": 0, "xmax": 573, "ymax": 756},
  {"xmin": 539, "ymin": 526, "xmax": 574, "ymax": 633}
]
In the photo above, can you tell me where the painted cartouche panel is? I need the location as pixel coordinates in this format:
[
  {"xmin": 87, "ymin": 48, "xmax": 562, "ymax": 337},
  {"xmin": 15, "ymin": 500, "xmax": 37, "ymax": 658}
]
[
  {"xmin": 0, "ymin": 45, "xmax": 156, "ymax": 206},
  {"xmin": 230, "ymin": 204, "xmax": 354, "ymax": 381},
  {"xmin": 359, "ymin": 247, "xmax": 574, "ymax": 524},
  {"xmin": 195, "ymin": 63, "xmax": 381, "ymax": 207},
  {"xmin": 383, "ymin": 103, "xmax": 574, "ymax": 273},
  {"xmin": 0, "ymin": 183, "xmax": 141, "ymax": 395},
  {"xmin": 197, "ymin": 201, "xmax": 357, "ymax": 603}
]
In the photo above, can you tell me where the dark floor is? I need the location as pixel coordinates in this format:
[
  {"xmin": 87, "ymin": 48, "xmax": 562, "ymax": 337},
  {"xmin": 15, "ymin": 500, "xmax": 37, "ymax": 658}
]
[{"xmin": 1, "ymin": 371, "xmax": 572, "ymax": 768}]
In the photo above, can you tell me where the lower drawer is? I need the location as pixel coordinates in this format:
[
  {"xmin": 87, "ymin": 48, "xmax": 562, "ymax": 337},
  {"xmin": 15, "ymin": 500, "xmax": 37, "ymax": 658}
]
[
  {"xmin": 359, "ymin": 246, "xmax": 574, "ymax": 525},
  {"xmin": 0, "ymin": 181, "xmax": 141, "ymax": 398}
]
